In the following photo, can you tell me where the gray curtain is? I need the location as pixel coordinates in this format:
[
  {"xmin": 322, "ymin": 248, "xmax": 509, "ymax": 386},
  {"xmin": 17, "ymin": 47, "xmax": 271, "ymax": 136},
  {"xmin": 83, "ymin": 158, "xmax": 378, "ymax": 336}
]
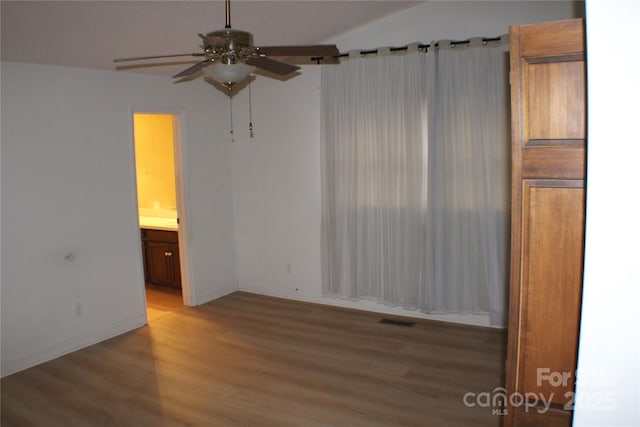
[
  {"xmin": 321, "ymin": 38, "xmax": 510, "ymax": 326},
  {"xmin": 423, "ymin": 38, "xmax": 510, "ymax": 326},
  {"xmin": 321, "ymin": 47, "xmax": 428, "ymax": 307}
]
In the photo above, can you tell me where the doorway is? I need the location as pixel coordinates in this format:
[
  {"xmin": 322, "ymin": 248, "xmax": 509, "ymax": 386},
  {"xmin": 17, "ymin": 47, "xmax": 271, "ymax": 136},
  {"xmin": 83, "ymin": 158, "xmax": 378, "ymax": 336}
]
[{"xmin": 132, "ymin": 112, "xmax": 190, "ymax": 321}]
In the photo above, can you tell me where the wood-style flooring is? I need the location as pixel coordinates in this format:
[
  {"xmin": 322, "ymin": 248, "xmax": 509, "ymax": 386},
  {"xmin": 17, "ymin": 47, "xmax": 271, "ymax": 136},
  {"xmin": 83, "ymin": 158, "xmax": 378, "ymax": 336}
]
[
  {"xmin": 145, "ymin": 286, "xmax": 185, "ymax": 322},
  {"xmin": 1, "ymin": 292, "xmax": 507, "ymax": 426}
]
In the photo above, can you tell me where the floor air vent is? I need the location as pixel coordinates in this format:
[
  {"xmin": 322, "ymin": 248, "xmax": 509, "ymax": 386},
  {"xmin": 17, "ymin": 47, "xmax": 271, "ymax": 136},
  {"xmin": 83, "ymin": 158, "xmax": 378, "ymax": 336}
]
[{"xmin": 379, "ymin": 318, "xmax": 416, "ymax": 327}]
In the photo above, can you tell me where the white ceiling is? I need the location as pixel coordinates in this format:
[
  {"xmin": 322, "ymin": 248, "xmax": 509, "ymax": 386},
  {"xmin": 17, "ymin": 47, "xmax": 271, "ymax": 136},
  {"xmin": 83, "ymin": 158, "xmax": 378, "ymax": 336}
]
[{"xmin": 1, "ymin": 1, "xmax": 422, "ymax": 77}]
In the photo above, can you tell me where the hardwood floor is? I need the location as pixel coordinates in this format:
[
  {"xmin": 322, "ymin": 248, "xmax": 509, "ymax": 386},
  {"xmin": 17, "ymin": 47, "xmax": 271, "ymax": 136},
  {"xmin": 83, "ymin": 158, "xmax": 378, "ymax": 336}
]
[
  {"xmin": 1, "ymin": 292, "xmax": 507, "ymax": 426},
  {"xmin": 145, "ymin": 286, "xmax": 185, "ymax": 322}
]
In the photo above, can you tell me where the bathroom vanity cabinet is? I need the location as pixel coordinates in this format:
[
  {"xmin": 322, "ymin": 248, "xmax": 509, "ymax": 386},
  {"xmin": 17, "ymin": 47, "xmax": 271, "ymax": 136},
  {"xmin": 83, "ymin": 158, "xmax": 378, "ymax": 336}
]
[{"xmin": 141, "ymin": 228, "xmax": 182, "ymax": 290}]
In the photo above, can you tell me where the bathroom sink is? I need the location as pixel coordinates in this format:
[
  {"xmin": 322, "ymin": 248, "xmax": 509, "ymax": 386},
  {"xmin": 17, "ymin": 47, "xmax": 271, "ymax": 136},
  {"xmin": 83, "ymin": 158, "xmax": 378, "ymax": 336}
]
[{"xmin": 139, "ymin": 216, "xmax": 178, "ymax": 231}]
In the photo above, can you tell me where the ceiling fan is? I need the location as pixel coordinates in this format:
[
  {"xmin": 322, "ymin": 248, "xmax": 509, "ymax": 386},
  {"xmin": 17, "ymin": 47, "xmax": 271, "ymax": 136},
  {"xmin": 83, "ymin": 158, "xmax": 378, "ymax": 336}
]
[{"xmin": 114, "ymin": 0, "xmax": 339, "ymax": 91}]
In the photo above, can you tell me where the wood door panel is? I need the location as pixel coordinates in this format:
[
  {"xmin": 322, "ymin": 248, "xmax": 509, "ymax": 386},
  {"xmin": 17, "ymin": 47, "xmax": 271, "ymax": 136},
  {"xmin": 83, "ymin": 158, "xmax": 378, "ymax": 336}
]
[
  {"xmin": 519, "ymin": 19, "xmax": 584, "ymax": 57},
  {"xmin": 524, "ymin": 60, "xmax": 586, "ymax": 141},
  {"xmin": 519, "ymin": 181, "xmax": 585, "ymax": 404},
  {"xmin": 522, "ymin": 146, "xmax": 585, "ymax": 179},
  {"xmin": 512, "ymin": 406, "xmax": 572, "ymax": 427}
]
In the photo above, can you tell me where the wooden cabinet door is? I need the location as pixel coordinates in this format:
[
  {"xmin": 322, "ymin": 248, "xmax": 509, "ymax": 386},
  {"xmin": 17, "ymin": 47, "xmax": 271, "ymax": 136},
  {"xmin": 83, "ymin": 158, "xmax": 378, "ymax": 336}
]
[
  {"xmin": 141, "ymin": 229, "xmax": 182, "ymax": 290},
  {"xmin": 166, "ymin": 242, "xmax": 182, "ymax": 289},
  {"xmin": 505, "ymin": 18, "xmax": 586, "ymax": 426},
  {"xmin": 145, "ymin": 241, "xmax": 177, "ymax": 287}
]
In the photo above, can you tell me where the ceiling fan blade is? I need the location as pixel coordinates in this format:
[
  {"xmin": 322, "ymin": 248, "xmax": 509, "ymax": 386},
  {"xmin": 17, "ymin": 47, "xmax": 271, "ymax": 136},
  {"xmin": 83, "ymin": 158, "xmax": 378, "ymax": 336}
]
[
  {"xmin": 115, "ymin": 60, "xmax": 203, "ymax": 72},
  {"xmin": 172, "ymin": 59, "xmax": 213, "ymax": 78},
  {"xmin": 245, "ymin": 57, "xmax": 300, "ymax": 75},
  {"xmin": 255, "ymin": 45, "xmax": 339, "ymax": 57},
  {"xmin": 114, "ymin": 53, "xmax": 205, "ymax": 63}
]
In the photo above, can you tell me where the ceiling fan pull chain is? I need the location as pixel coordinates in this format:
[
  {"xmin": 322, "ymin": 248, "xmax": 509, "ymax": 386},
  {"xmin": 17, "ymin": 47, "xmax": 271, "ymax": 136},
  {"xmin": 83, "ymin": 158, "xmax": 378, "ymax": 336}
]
[
  {"xmin": 229, "ymin": 96, "xmax": 235, "ymax": 143},
  {"xmin": 249, "ymin": 80, "xmax": 254, "ymax": 138}
]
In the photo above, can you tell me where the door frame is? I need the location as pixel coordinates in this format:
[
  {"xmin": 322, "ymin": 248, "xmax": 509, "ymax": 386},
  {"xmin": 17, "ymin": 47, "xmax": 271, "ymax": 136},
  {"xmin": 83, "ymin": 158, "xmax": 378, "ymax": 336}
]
[{"xmin": 130, "ymin": 108, "xmax": 194, "ymax": 308}]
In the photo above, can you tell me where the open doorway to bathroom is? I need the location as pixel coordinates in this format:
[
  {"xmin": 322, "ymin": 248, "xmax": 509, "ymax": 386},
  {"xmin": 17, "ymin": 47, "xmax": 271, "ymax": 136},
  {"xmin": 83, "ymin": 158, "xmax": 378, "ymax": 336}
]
[{"xmin": 132, "ymin": 112, "xmax": 190, "ymax": 322}]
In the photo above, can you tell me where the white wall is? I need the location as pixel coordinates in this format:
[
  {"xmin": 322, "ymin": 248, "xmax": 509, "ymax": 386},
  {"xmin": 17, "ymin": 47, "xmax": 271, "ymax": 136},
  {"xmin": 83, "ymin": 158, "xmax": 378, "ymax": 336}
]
[
  {"xmin": 231, "ymin": 69, "xmax": 323, "ymax": 300},
  {"xmin": 329, "ymin": 0, "xmax": 582, "ymax": 50},
  {"xmin": 1, "ymin": 62, "xmax": 236, "ymax": 376},
  {"xmin": 231, "ymin": 1, "xmax": 583, "ymax": 325},
  {"xmin": 574, "ymin": 0, "xmax": 640, "ymax": 425}
]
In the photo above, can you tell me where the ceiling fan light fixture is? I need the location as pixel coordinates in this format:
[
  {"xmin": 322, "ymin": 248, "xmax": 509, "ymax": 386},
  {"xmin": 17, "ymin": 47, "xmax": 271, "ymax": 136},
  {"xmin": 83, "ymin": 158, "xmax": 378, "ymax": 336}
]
[
  {"xmin": 113, "ymin": 0, "xmax": 339, "ymax": 94},
  {"xmin": 205, "ymin": 62, "xmax": 255, "ymax": 88}
]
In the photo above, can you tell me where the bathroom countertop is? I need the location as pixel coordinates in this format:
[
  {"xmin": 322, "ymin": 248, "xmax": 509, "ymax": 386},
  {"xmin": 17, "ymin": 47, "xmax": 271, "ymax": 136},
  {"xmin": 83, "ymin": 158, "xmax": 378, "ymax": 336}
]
[{"xmin": 139, "ymin": 216, "xmax": 178, "ymax": 231}]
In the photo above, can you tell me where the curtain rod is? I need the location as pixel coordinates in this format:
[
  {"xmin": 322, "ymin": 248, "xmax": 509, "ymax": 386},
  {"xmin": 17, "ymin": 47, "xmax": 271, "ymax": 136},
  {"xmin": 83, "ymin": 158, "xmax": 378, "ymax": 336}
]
[{"xmin": 311, "ymin": 36, "xmax": 504, "ymax": 64}]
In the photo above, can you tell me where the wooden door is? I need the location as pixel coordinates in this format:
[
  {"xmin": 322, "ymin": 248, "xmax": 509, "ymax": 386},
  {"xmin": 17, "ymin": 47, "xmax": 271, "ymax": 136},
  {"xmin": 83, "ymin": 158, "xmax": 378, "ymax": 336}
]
[{"xmin": 505, "ymin": 18, "xmax": 586, "ymax": 426}]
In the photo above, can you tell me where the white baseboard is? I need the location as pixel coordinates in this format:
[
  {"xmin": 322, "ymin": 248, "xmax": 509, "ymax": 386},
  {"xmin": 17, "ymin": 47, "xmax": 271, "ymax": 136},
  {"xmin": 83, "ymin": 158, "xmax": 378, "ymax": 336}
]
[
  {"xmin": 1, "ymin": 314, "xmax": 146, "ymax": 378},
  {"xmin": 192, "ymin": 283, "xmax": 238, "ymax": 306},
  {"xmin": 237, "ymin": 282, "xmax": 494, "ymax": 328}
]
